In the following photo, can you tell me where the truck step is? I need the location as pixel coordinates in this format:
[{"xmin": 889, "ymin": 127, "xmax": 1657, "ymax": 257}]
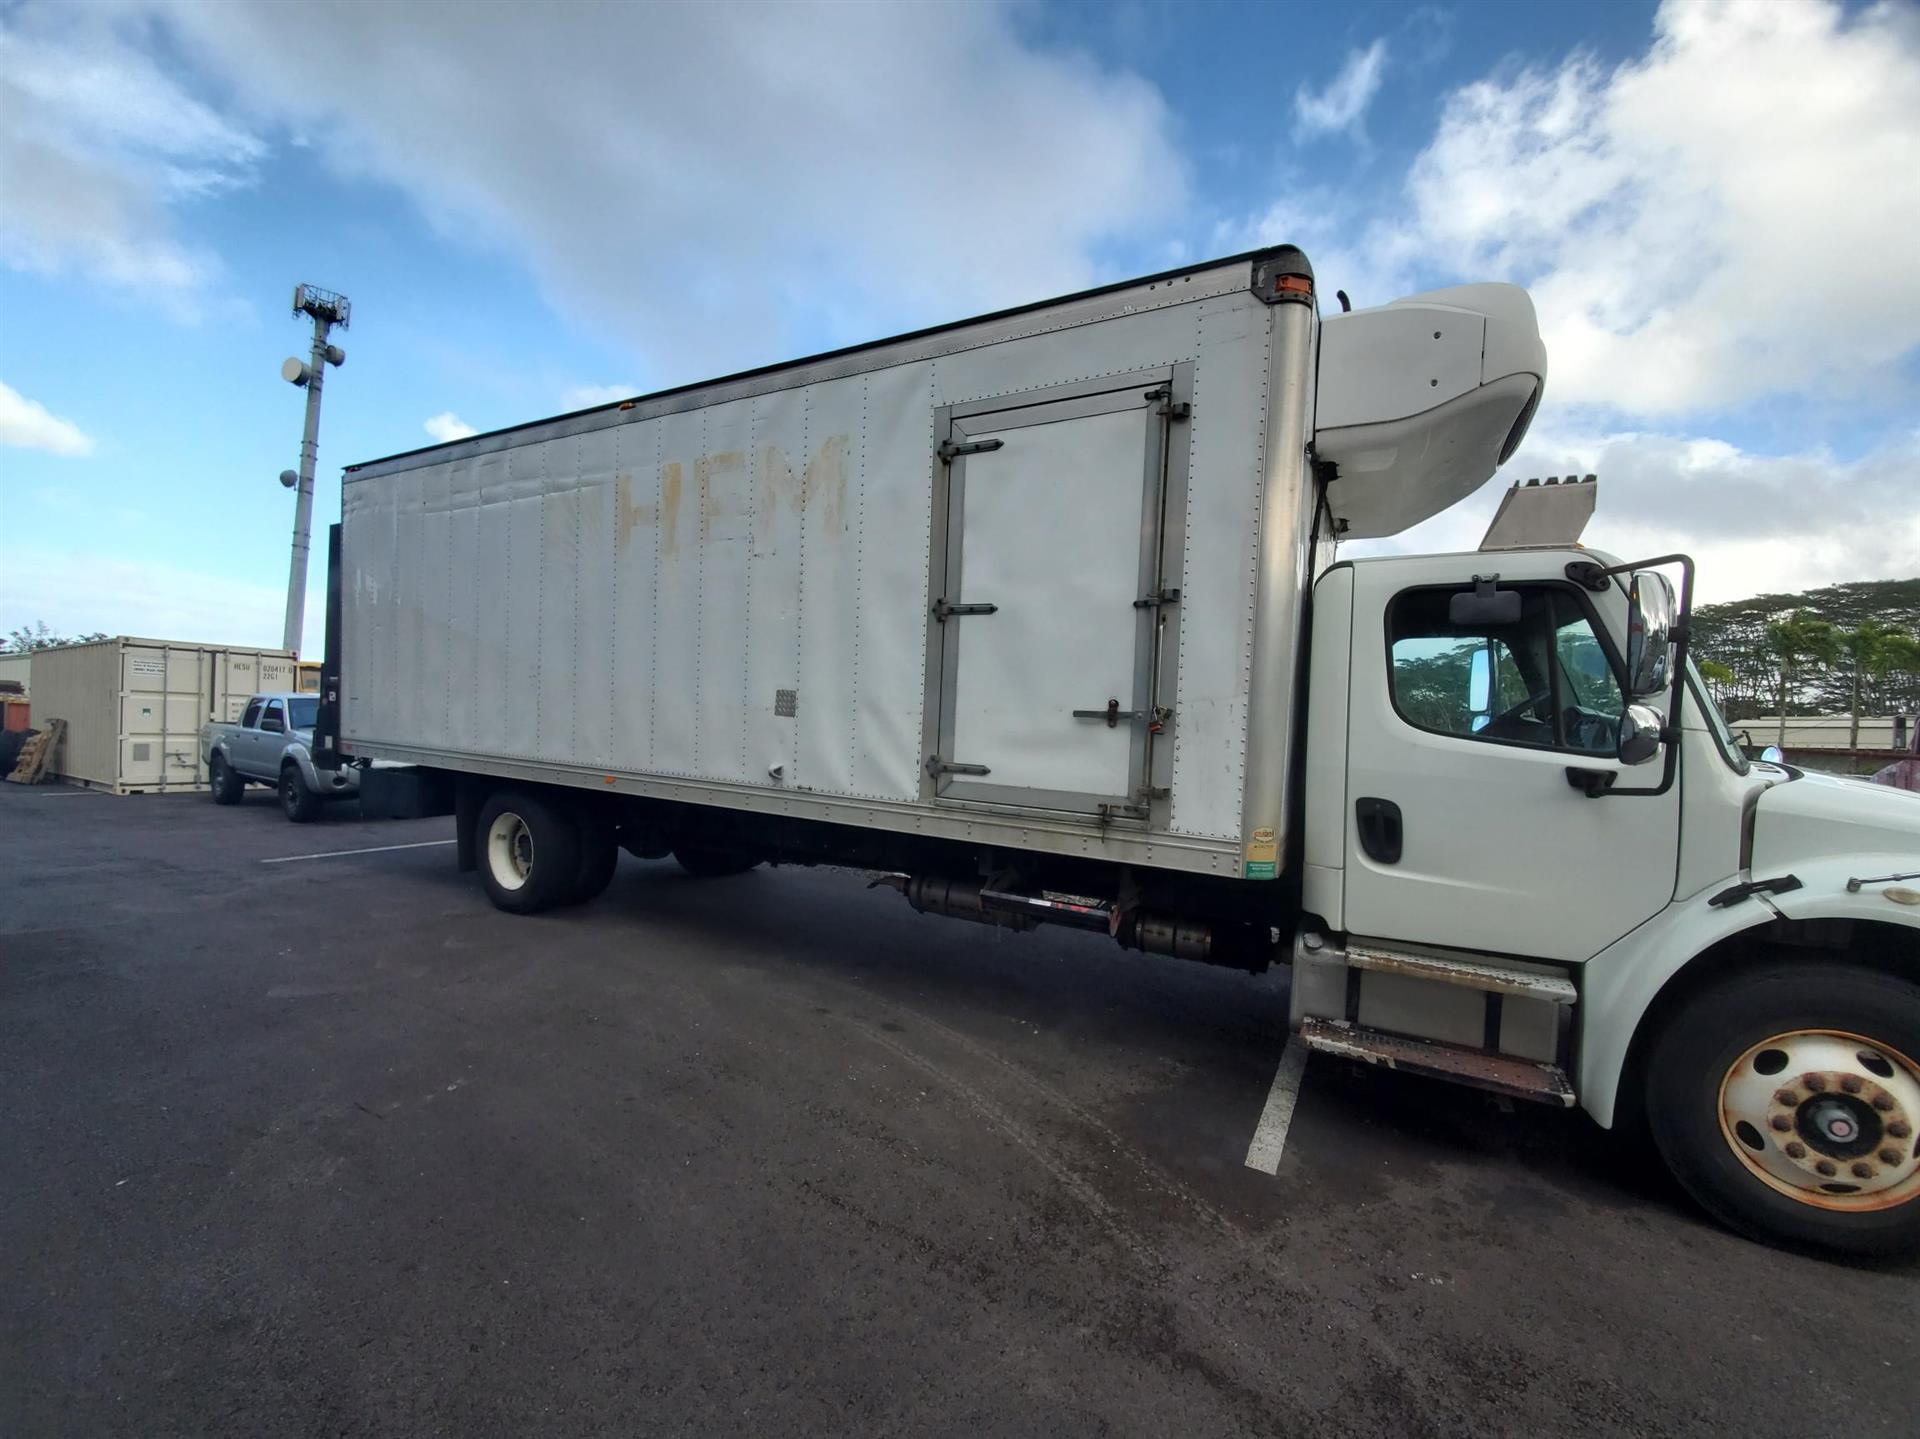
[
  {"xmin": 1297, "ymin": 1017, "xmax": 1576, "ymax": 1107},
  {"xmin": 1339, "ymin": 939, "xmax": 1576, "ymax": 1004}
]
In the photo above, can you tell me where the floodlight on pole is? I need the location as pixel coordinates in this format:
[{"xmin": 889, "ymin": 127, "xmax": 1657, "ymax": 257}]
[{"xmin": 279, "ymin": 283, "xmax": 350, "ymax": 655}]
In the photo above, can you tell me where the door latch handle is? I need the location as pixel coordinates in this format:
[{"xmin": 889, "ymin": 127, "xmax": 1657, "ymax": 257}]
[
  {"xmin": 1072, "ymin": 699, "xmax": 1141, "ymax": 729},
  {"xmin": 1354, "ymin": 797, "xmax": 1403, "ymax": 864}
]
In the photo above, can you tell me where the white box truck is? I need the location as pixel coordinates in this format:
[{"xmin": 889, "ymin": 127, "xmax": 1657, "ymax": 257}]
[{"xmin": 316, "ymin": 247, "xmax": 1920, "ymax": 1255}]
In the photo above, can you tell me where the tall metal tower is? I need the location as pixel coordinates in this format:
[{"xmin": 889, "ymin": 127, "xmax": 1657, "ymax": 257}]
[{"xmin": 278, "ymin": 284, "xmax": 350, "ymax": 654}]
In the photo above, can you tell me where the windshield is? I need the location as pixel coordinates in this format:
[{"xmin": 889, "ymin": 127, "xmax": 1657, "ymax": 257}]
[
  {"xmin": 288, "ymin": 696, "xmax": 319, "ymax": 731},
  {"xmin": 1686, "ymin": 658, "xmax": 1747, "ymax": 774}
]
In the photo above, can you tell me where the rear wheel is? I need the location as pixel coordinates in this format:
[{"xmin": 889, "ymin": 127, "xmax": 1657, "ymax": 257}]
[
  {"xmin": 280, "ymin": 765, "xmax": 320, "ymax": 823},
  {"xmin": 476, "ymin": 789, "xmax": 581, "ymax": 914},
  {"xmin": 672, "ymin": 845, "xmax": 761, "ymax": 879},
  {"xmin": 1646, "ymin": 964, "xmax": 1920, "ymax": 1257},
  {"xmin": 209, "ymin": 753, "xmax": 243, "ymax": 805},
  {"xmin": 567, "ymin": 813, "xmax": 620, "ymax": 904}
]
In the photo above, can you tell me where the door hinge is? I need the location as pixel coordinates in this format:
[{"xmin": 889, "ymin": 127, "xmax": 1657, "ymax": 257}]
[
  {"xmin": 938, "ymin": 437, "xmax": 1004, "ymax": 464},
  {"xmin": 1144, "ymin": 385, "xmax": 1190, "ymax": 420},
  {"xmin": 1133, "ymin": 586, "xmax": 1181, "ymax": 609},
  {"xmin": 928, "ymin": 756, "xmax": 990, "ymax": 778},
  {"xmin": 932, "ymin": 599, "xmax": 998, "ymax": 622}
]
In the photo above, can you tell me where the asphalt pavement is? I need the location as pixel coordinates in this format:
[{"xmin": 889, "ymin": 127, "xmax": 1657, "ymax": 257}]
[{"xmin": 2, "ymin": 780, "xmax": 1914, "ymax": 1437}]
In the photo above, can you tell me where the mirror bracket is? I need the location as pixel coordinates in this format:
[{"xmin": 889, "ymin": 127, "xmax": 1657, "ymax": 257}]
[
  {"xmin": 1564, "ymin": 559, "xmax": 1609, "ymax": 592},
  {"xmin": 1565, "ymin": 767, "xmax": 1617, "ymax": 798}
]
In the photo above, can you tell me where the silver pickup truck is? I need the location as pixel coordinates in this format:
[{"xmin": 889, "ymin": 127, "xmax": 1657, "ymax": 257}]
[{"xmin": 203, "ymin": 692, "xmax": 359, "ymax": 821}]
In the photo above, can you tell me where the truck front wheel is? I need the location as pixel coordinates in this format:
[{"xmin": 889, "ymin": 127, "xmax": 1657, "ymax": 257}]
[
  {"xmin": 1646, "ymin": 964, "xmax": 1920, "ymax": 1257},
  {"xmin": 280, "ymin": 765, "xmax": 321, "ymax": 823},
  {"xmin": 476, "ymin": 789, "xmax": 581, "ymax": 914}
]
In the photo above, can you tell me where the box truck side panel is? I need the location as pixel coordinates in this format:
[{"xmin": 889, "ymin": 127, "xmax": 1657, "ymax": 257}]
[
  {"xmin": 1168, "ymin": 294, "xmax": 1282, "ymax": 841},
  {"xmin": 341, "ymin": 262, "xmax": 1286, "ymax": 876}
]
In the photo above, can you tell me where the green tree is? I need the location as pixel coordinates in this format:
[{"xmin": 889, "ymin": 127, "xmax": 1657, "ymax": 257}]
[
  {"xmin": 1836, "ymin": 621, "xmax": 1917, "ymax": 752},
  {"xmin": 1764, "ymin": 612, "xmax": 1838, "ymax": 748},
  {"xmin": 2, "ymin": 622, "xmax": 108, "ymax": 654}
]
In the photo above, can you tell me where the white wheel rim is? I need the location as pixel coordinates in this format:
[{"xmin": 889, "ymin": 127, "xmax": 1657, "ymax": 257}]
[
  {"xmin": 1718, "ymin": 1029, "xmax": 1920, "ymax": 1211},
  {"xmin": 486, "ymin": 812, "xmax": 534, "ymax": 891}
]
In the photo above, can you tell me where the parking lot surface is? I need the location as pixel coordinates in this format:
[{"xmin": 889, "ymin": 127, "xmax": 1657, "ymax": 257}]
[{"xmin": 3, "ymin": 781, "xmax": 1915, "ymax": 1436}]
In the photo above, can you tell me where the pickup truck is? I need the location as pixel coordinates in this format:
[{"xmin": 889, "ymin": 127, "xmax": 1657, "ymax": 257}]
[{"xmin": 203, "ymin": 692, "xmax": 358, "ymax": 821}]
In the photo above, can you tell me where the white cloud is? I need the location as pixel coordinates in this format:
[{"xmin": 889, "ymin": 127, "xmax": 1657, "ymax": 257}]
[
  {"xmin": 0, "ymin": 549, "xmax": 291, "ymax": 648},
  {"xmin": 1294, "ymin": 40, "xmax": 1388, "ymax": 140},
  {"xmin": 560, "ymin": 384, "xmax": 638, "ymax": 411},
  {"xmin": 129, "ymin": 0, "xmax": 1181, "ymax": 382},
  {"xmin": 0, "ymin": 379, "xmax": 93, "ymax": 455},
  {"xmin": 423, "ymin": 412, "xmax": 478, "ymax": 443},
  {"xmin": 1236, "ymin": 0, "xmax": 1920, "ymax": 418},
  {"xmin": 1351, "ymin": 424, "xmax": 1920, "ymax": 606},
  {"xmin": 0, "ymin": 10, "xmax": 261, "ymax": 306}
]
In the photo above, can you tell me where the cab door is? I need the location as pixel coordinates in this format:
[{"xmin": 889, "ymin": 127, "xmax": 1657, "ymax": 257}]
[{"xmin": 1339, "ymin": 558, "xmax": 1679, "ymax": 962}]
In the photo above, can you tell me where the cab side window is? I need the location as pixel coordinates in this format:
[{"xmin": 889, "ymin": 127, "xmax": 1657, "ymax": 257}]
[
  {"xmin": 1387, "ymin": 585, "xmax": 1622, "ymax": 757},
  {"xmin": 241, "ymin": 698, "xmax": 263, "ymax": 729}
]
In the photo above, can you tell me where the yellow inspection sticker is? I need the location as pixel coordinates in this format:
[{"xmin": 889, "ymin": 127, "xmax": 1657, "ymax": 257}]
[{"xmin": 1245, "ymin": 826, "xmax": 1277, "ymax": 879}]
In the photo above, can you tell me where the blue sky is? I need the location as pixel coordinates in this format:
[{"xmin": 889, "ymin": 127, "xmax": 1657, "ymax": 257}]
[{"xmin": 3, "ymin": 0, "xmax": 1916, "ymax": 652}]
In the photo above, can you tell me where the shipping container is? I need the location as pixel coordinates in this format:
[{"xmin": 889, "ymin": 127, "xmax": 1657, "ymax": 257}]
[
  {"xmin": 0, "ymin": 652, "xmax": 31, "ymax": 695},
  {"xmin": 29, "ymin": 637, "xmax": 297, "ymax": 793}
]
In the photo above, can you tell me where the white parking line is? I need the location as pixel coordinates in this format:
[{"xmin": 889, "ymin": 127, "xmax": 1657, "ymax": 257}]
[
  {"xmin": 1243, "ymin": 1039, "xmax": 1310, "ymax": 1174},
  {"xmin": 260, "ymin": 839, "xmax": 455, "ymax": 865}
]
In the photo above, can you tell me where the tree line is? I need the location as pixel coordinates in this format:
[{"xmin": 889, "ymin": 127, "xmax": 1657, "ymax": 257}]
[{"xmin": 1690, "ymin": 579, "xmax": 1920, "ymax": 747}]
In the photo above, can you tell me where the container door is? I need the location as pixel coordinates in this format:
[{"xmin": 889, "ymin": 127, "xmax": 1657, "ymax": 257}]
[{"xmin": 929, "ymin": 377, "xmax": 1181, "ymax": 816}]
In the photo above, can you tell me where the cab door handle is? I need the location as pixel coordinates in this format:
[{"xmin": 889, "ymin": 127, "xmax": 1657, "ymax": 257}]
[{"xmin": 1355, "ymin": 797, "xmax": 1403, "ymax": 864}]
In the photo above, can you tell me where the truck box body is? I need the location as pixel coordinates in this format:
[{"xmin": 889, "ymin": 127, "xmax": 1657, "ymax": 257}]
[
  {"xmin": 341, "ymin": 253, "xmax": 1320, "ymax": 879},
  {"xmin": 30, "ymin": 637, "xmax": 297, "ymax": 793}
]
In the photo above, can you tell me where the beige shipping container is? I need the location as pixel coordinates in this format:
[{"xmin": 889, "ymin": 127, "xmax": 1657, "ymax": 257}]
[{"xmin": 29, "ymin": 637, "xmax": 297, "ymax": 794}]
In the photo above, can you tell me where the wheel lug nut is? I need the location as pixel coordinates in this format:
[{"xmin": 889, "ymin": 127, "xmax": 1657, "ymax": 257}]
[
  {"xmin": 1873, "ymin": 1094, "xmax": 1896, "ymax": 1111},
  {"xmin": 1840, "ymin": 1075, "xmax": 1864, "ymax": 1095},
  {"xmin": 1890, "ymin": 1121, "xmax": 1913, "ymax": 1139},
  {"xmin": 1851, "ymin": 1161, "xmax": 1875, "ymax": 1179},
  {"xmin": 1816, "ymin": 1160, "xmax": 1838, "ymax": 1177},
  {"xmin": 1785, "ymin": 1141, "xmax": 1807, "ymax": 1159},
  {"xmin": 1769, "ymin": 1115, "xmax": 1792, "ymax": 1132},
  {"xmin": 1879, "ymin": 1148, "xmax": 1904, "ymax": 1167},
  {"xmin": 1775, "ymin": 1090, "xmax": 1799, "ymax": 1107},
  {"xmin": 1804, "ymin": 1075, "xmax": 1828, "ymax": 1093}
]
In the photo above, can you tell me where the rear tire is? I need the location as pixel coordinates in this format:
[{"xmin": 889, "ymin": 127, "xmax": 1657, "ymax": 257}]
[
  {"xmin": 476, "ymin": 789, "xmax": 582, "ymax": 914},
  {"xmin": 280, "ymin": 765, "xmax": 320, "ymax": 823},
  {"xmin": 672, "ymin": 846, "xmax": 761, "ymax": 878},
  {"xmin": 567, "ymin": 814, "xmax": 619, "ymax": 905},
  {"xmin": 1645, "ymin": 964, "xmax": 1920, "ymax": 1257},
  {"xmin": 209, "ymin": 753, "xmax": 243, "ymax": 805}
]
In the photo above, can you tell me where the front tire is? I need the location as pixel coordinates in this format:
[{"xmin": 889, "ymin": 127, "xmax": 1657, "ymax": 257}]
[
  {"xmin": 209, "ymin": 753, "xmax": 243, "ymax": 805},
  {"xmin": 476, "ymin": 789, "xmax": 582, "ymax": 914},
  {"xmin": 280, "ymin": 765, "xmax": 320, "ymax": 823},
  {"xmin": 1646, "ymin": 964, "xmax": 1920, "ymax": 1257}
]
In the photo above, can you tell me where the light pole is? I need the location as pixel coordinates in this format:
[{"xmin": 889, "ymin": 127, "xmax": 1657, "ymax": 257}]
[{"xmin": 279, "ymin": 284, "xmax": 350, "ymax": 655}]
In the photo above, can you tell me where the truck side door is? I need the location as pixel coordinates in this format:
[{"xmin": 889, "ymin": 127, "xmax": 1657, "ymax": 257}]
[
  {"xmin": 233, "ymin": 696, "xmax": 264, "ymax": 775},
  {"xmin": 1339, "ymin": 560, "xmax": 1679, "ymax": 962}
]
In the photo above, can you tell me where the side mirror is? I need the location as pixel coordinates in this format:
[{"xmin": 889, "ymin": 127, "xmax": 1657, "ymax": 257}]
[
  {"xmin": 1760, "ymin": 745, "xmax": 1785, "ymax": 764},
  {"xmin": 1626, "ymin": 571, "xmax": 1676, "ymax": 697},
  {"xmin": 260, "ymin": 717, "xmax": 284, "ymax": 734},
  {"xmin": 1618, "ymin": 704, "xmax": 1665, "ymax": 766}
]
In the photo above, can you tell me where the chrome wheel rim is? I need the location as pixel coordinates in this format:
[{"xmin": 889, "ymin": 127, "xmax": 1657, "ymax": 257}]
[
  {"xmin": 486, "ymin": 812, "xmax": 533, "ymax": 891},
  {"xmin": 1718, "ymin": 1029, "xmax": 1920, "ymax": 1211}
]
